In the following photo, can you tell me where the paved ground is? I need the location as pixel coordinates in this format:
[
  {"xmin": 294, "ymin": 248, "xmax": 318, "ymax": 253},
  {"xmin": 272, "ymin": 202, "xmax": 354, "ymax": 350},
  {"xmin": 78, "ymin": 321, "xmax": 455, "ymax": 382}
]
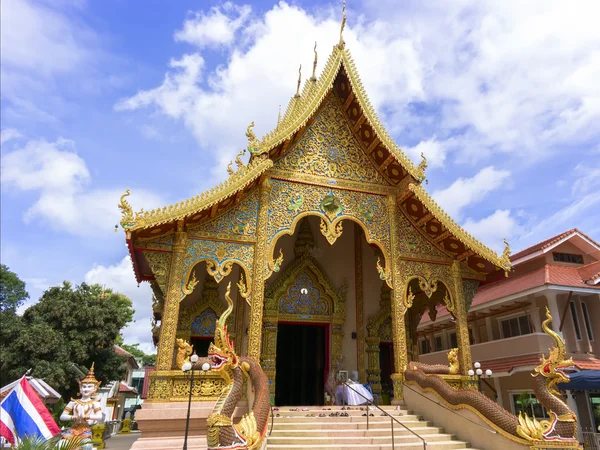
[{"xmin": 104, "ymin": 432, "xmax": 141, "ymax": 450}]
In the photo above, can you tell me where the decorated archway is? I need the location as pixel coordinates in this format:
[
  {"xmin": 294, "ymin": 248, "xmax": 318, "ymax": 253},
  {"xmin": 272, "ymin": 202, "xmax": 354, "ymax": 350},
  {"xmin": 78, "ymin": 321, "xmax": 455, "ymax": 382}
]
[{"xmin": 261, "ymin": 232, "xmax": 347, "ymax": 398}]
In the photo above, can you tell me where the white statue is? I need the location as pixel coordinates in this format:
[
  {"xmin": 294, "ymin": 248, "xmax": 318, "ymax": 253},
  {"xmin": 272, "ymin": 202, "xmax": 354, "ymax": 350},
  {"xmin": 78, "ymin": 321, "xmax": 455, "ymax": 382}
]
[{"xmin": 60, "ymin": 363, "xmax": 103, "ymax": 441}]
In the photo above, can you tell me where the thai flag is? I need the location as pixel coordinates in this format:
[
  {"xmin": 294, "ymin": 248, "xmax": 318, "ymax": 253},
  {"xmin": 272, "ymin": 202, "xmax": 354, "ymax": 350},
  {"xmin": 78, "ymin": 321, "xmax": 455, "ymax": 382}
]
[{"xmin": 0, "ymin": 377, "xmax": 61, "ymax": 445}]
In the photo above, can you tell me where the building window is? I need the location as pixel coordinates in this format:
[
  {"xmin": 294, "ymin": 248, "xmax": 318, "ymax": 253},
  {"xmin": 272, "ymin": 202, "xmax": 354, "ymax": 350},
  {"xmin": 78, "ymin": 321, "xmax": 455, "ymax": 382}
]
[
  {"xmin": 131, "ymin": 377, "xmax": 144, "ymax": 396},
  {"xmin": 449, "ymin": 332, "xmax": 458, "ymax": 349},
  {"xmin": 581, "ymin": 302, "xmax": 594, "ymax": 341},
  {"xmin": 570, "ymin": 301, "xmax": 582, "ymax": 340},
  {"xmin": 553, "ymin": 252, "xmax": 584, "ymax": 264},
  {"xmin": 511, "ymin": 392, "xmax": 548, "ymax": 419},
  {"xmin": 500, "ymin": 315, "xmax": 532, "ymax": 338},
  {"xmin": 434, "ymin": 335, "xmax": 443, "ymax": 352},
  {"xmin": 419, "ymin": 338, "xmax": 429, "ymax": 355}
]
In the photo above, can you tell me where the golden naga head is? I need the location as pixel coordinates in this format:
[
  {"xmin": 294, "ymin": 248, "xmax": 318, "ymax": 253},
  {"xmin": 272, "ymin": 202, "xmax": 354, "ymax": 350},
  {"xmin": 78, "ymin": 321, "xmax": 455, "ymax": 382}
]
[
  {"xmin": 447, "ymin": 348, "xmax": 459, "ymax": 375},
  {"xmin": 533, "ymin": 307, "xmax": 574, "ymax": 392},
  {"xmin": 207, "ymin": 282, "xmax": 239, "ymax": 371}
]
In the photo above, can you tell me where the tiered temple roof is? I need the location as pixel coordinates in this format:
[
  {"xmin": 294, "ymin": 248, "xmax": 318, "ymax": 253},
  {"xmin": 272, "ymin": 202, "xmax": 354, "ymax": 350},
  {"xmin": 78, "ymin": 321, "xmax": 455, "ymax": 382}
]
[{"xmin": 120, "ymin": 33, "xmax": 511, "ymax": 284}]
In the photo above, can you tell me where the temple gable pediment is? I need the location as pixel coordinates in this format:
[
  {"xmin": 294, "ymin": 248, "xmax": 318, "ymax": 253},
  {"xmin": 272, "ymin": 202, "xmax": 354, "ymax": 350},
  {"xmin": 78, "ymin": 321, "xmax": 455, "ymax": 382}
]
[{"xmin": 271, "ymin": 92, "xmax": 392, "ymax": 187}]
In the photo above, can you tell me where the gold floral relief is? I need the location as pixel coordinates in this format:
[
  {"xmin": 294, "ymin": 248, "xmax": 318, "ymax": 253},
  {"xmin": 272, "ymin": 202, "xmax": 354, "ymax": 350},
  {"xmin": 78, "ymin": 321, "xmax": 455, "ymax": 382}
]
[
  {"xmin": 188, "ymin": 190, "xmax": 259, "ymax": 238},
  {"xmin": 182, "ymin": 238, "xmax": 254, "ymax": 291},
  {"xmin": 395, "ymin": 211, "xmax": 449, "ymax": 261},
  {"xmin": 272, "ymin": 92, "xmax": 390, "ymax": 186},
  {"xmin": 266, "ymin": 179, "xmax": 392, "ymax": 271},
  {"xmin": 143, "ymin": 251, "xmax": 172, "ymax": 297},
  {"xmin": 136, "ymin": 233, "xmax": 174, "ymax": 251}
]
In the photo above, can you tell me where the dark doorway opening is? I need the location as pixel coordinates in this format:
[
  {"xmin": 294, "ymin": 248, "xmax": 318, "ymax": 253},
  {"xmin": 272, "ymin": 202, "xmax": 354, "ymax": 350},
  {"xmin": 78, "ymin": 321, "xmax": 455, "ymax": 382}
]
[
  {"xmin": 379, "ymin": 342, "xmax": 394, "ymax": 391},
  {"xmin": 275, "ymin": 323, "xmax": 327, "ymax": 406},
  {"xmin": 191, "ymin": 337, "xmax": 211, "ymax": 357}
]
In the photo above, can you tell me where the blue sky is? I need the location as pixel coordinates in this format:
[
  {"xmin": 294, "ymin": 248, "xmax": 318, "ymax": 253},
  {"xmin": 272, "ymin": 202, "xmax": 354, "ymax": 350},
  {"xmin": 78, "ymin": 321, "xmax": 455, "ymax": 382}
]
[{"xmin": 2, "ymin": 0, "xmax": 599, "ymax": 351}]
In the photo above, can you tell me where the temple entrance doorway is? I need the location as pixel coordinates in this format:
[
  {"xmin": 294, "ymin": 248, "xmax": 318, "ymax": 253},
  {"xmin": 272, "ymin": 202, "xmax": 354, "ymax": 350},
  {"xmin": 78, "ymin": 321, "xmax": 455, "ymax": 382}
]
[
  {"xmin": 379, "ymin": 342, "xmax": 394, "ymax": 393},
  {"xmin": 190, "ymin": 337, "xmax": 211, "ymax": 357},
  {"xmin": 275, "ymin": 323, "xmax": 327, "ymax": 406}
]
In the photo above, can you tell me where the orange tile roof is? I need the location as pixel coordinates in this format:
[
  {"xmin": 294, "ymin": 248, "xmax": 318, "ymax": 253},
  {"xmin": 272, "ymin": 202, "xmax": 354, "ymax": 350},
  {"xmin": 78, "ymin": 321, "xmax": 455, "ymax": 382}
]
[
  {"xmin": 420, "ymin": 263, "xmax": 599, "ymax": 324},
  {"xmin": 511, "ymin": 228, "xmax": 600, "ymax": 261},
  {"xmin": 477, "ymin": 354, "xmax": 600, "ymax": 373},
  {"xmin": 578, "ymin": 260, "xmax": 600, "ymax": 282}
]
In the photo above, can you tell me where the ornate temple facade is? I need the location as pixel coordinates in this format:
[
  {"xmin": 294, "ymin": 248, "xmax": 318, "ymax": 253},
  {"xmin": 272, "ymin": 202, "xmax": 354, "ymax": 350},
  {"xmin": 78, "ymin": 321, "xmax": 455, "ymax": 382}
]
[{"xmin": 119, "ymin": 33, "xmax": 512, "ymax": 405}]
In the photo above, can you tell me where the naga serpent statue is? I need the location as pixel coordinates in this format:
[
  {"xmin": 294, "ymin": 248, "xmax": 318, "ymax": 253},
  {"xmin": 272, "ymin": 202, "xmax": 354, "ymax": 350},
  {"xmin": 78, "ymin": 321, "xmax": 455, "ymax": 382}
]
[
  {"xmin": 191, "ymin": 282, "xmax": 270, "ymax": 450},
  {"xmin": 405, "ymin": 307, "xmax": 577, "ymax": 444}
]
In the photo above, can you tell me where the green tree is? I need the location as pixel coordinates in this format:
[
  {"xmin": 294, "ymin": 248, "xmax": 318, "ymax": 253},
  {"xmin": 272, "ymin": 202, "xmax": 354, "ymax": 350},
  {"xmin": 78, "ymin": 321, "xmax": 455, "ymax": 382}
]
[
  {"xmin": 0, "ymin": 264, "xmax": 29, "ymax": 311},
  {"xmin": 1, "ymin": 282, "xmax": 135, "ymax": 399},
  {"xmin": 0, "ymin": 265, "xmax": 29, "ymax": 377},
  {"xmin": 121, "ymin": 343, "xmax": 157, "ymax": 366}
]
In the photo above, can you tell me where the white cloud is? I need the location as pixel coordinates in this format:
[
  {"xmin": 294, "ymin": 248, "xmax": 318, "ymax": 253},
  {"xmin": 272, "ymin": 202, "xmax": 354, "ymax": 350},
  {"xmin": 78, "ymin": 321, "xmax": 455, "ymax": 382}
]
[
  {"xmin": 432, "ymin": 166, "xmax": 510, "ymax": 218},
  {"xmin": 0, "ymin": 128, "xmax": 22, "ymax": 144},
  {"xmin": 571, "ymin": 161, "xmax": 600, "ymax": 197},
  {"xmin": 85, "ymin": 257, "xmax": 155, "ymax": 353},
  {"xmin": 463, "ymin": 209, "xmax": 519, "ymax": 253},
  {"xmin": 116, "ymin": 0, "xmax": 600, "ymax": 175},
  {"xmin": 1, "ymin": 137, "xmax": 163, "ymax": 236},
  {"xmin": 0, "ymin": 0, "xmax": 91, "ymax": 75},
  {"xmin": 174, "ymin": 3, "xmax": 251, "ymax": 49},
  {"xmin": 403, "ymin": 138, "xmax": 449, "ymax": 169},
  {"xmin": 115, "ymin": 2, "xmax": 427, "ymax": 178}
]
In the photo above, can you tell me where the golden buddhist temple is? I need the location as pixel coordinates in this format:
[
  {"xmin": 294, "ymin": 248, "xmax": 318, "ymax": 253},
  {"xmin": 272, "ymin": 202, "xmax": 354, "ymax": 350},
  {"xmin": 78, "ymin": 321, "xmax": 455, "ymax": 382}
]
[
  {"xmin": 119, "ymin": 21, "xmax": 512, "ymax": 408},
  {"xmin": 118, "ymin": 13, "xmax": 590, "ymax": 450}
]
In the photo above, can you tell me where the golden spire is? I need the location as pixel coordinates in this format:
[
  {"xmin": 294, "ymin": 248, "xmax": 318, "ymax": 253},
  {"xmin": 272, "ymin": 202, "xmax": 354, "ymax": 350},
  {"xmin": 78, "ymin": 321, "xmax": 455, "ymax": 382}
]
[
  {"xmin": 79, "ymin": 362, "xmax": 100, "ymax": 387},
  {"xmin": 295, "ymin": 65, "xmax": 302, "ymax": 97},
  {"xmin": 277, "ymin": 104, "xmax": 281, "ymax": 127},
  {"xmin": 311, "ymin": 42, "xmax": 318, "ymax": 81},
  {"xmin": 338, "ymin": 0, "xmax": 347, "ymax": 49}
]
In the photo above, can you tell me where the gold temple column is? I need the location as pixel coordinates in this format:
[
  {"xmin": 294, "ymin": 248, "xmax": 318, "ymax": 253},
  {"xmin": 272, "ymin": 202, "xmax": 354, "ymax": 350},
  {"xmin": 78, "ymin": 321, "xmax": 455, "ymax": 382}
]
[
  {"xmin": 247, "ymin": 177, "xmax": 272, "ymax": 361},
  {"xmin": 156, "ymin": 221, "xmax": 188, "ymax": 370},
  {"xmin": 387, "ymin": 195, "xmax": 408, "ymax": 401},
  {"xmin": 451, "ymin": 260, "xmax": 473, "ymax": 374},
  {"xmin": 365, "ymin": 336, "xmax": 381, "ymax": 394},
  {"xmin": 354, "ymin": 224, "xmax": 366, "ymax": 383}
]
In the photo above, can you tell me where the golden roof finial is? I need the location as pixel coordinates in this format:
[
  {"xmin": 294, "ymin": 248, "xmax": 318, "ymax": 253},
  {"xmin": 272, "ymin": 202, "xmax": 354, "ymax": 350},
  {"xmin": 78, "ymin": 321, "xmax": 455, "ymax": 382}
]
[
  {"xmin": 277, "ymin": 105, "xmax": 282, "ymax": 125},
  {"xmin": 338, "ymin": 0, "xmax": 347, "ymax": 49},
  {"xmin": 417, "ymin": 151, "xmax": 427, "ymax": 179},
  {"xmin": 295, "ymin": 65, "xmax": 302, "ymax": 97},
  {"xmin": 311, "ymin": 42, "xmax": 318, "ymax": 81},
  {"xmin": 79, "ymin": 362, "xmax": 100, "ymax": 387}
]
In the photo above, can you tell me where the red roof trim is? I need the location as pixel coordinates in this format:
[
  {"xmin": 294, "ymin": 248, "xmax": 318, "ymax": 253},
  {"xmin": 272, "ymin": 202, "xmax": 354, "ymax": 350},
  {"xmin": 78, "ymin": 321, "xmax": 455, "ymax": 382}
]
[{"xmin": 511, "ymin": 228, "xmax": 600, "ymax": 261}]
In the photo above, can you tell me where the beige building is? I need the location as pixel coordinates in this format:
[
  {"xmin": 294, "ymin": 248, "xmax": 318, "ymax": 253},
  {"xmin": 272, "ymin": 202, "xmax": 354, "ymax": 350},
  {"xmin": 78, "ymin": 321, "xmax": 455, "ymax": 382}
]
[{"xmin": 418, "ymin": 228, "xmax": 600, "ymax": 435}]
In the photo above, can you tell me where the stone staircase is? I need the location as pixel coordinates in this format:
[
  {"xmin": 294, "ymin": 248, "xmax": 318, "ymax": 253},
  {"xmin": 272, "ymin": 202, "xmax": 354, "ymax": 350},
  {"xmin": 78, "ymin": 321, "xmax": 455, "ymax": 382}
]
[{"xmin": 267, "ymin": 405, "xmax": 476, "ymax": 450}]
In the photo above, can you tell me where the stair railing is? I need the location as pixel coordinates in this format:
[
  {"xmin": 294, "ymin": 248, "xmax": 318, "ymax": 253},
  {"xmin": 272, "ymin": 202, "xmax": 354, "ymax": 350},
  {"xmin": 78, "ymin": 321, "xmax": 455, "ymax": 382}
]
[
  {"xmin": 403, "ymin": 383, "xmax": 498, "ymax": 434},
  {"xmin": 343, "ymin": 382, "xmax": 427, "ymax": 450},
  {"xmin": 267, "ymin": 403, "xmax": 274, "ymax": 437}
]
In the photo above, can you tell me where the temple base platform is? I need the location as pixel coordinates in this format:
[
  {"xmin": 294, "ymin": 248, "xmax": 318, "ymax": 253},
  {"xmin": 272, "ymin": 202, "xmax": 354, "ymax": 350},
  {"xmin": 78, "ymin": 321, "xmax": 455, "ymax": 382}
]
[{"xmin": 130, "ymin": 401, "xmax": 248, "ymax": 450}]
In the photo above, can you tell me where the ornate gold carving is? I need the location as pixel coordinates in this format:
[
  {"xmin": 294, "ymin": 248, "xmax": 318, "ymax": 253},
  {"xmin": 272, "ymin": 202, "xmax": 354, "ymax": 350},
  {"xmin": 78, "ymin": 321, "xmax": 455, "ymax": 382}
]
[
  {"xmin": 273, "ymin": 93, "xmax": 390, "ymax": 186},
  {"xmin": 147, "ymin": 371, "xmax": 227, "ymax": 402},
  {"xmin": 156, "ymin": 229, "xmax": 187, "ymax": 370},
  {"xmin": 248, "ymin": 177, "xmax": 272, "ymax": 360},
  {"xmin": 143, "ymin": 251, "xmax": 171, "ymax": 294},
  {"xmin": 120, "ymin": 157, "xmax": 272, "ymax": 231},
  {"xmin": 320, "ymin": 218, "xmax": 343, "ymax": 245},
  {"xmin": 408, "ymin": 183, "xmax": 511, "ymax": 271},
  {"xmin": 354, "ymin": 225, "xmax": 366, "ymax": 383},
  {"xmin": 267, "ymin": 179, "xmax": 392, "ymax": 276},
  {"xmin": 268, "ymin": 248, "xmax": 284, "ymax": 273},
  {"xmin": 447, "ymin": 348, "xmax": 459, "ymax": 375},
  {"xmin": 175, "ymin": 338, "xmax": 193, "ymax": 369},
  {"xmin": 182, "ymin": 238, "xmax": 254, "ymax": 296},
  {"xmin": 136, "ymin": 233, "xmax": 174, "ymax": 251},
  {"xmin": 181, "ymin": 271, "xmax": 198, "ymax": 299},
  {"xmin": 178, "ymin": 276, "xmax": 232, "ymax": 336},
  {"xmin": 188, "ymin": 190, "xmax": 259, "ymax": 238},
  {"xmin": 387, "ymin": 195, "xmax": 408, "ymax": 399},
  {"xmin": 262, "ymin": 253, "xmax": 347, "ymax": 397},
  {"xmin": 417, "ymin": 152, "xmax": 427, "ymax": 176},
  {"xmin": 206, "ymin": 260, "xmax": 234, "ymax": 283},
  {"xmin": 270, "ymin": 169, "xmax": 396, "ymax": 196},
  {"xmin": 376, "ymin": 257, "xmax": 391, "ymax": 286},
  {"xmin": 451, "ymin": 260, "xmax": 473, "ymax": 375},
  {"xmin": 237, "ymin": 273, "xmax": 250, "ymax": 305}
]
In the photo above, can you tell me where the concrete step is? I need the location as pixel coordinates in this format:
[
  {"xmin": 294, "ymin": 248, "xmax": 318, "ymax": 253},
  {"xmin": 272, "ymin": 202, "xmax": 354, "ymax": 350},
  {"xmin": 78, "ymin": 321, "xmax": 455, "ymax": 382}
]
[
  {"xmin": 268, "ymin": 433, "xmax": 458, "ymax": 445},
  {"xmin": 267, "ymin": 442, "xmax": 471, "ymax": 450},
  {"xmin": 270, "ymin": 426, "xmax": 445, "ymax": 437},
  {"xmin": 270, "ymin": 419, "xmax": 434, "ymax": 428}
]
